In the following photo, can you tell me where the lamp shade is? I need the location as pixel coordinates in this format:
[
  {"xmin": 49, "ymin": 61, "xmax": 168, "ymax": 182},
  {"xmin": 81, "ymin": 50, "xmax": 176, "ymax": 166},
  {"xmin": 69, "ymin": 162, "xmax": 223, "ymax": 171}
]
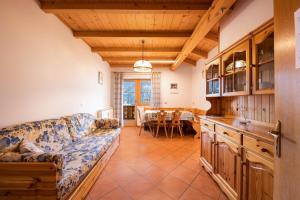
[{"xmin": 133, "ymin": 60, "xmax": 152, "ymax": 72}]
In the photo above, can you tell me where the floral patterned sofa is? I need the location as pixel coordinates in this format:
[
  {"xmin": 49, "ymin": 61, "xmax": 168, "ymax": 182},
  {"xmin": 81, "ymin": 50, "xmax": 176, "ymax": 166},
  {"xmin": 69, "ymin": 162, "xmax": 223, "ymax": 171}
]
[{"xmin": 0, "ymin": 113, "xmax": 120, "ymax": 200}]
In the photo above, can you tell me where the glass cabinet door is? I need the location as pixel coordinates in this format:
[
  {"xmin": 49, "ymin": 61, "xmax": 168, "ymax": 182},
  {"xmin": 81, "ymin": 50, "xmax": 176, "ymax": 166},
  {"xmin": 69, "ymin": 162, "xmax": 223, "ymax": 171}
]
[
  {"xmin": 206, "ymin": 58, "xmax": 221, "ymax": 97},
  {"xmin": 252, "ymin": 25, "xmax": 274, "ymax": 94},
  {"xmin": 222, "ymin": 40, "xmax": 251, "ymax": 96}
]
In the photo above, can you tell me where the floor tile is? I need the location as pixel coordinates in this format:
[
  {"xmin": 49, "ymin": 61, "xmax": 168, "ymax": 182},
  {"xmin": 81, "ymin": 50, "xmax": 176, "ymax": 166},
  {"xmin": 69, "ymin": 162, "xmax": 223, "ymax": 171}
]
[
  {"xmin": 179, "ymin": 187, "xmax": 214, "ymax": 200},
  {"xmin": 170, "ymin": 165, "xmax": 199, "ymax": 184},
  {"xmin": 86, "ymin": 127, "xmax": 222, "ymax": 200},
  {"xmin": 156, "ymin": 175, "xmax": 189, "ymax": 199}
]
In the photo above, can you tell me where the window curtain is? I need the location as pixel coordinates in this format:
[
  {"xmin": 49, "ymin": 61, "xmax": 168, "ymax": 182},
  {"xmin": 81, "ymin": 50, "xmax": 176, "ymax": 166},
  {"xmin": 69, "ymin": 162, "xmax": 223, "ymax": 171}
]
[
  {"xmin": 113, "ymin": 72, "xmax": 123, "ymax": 126},
  {"xmin": 151, "ymin": 72, "xmax": 161, "ymax": 108}
]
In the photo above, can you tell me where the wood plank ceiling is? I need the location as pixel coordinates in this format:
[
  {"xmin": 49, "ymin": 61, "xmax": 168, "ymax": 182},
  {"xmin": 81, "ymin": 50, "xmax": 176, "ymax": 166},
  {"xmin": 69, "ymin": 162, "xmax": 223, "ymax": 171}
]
[{"xmin": 39, "ymin": 0, "xmax": 237, "ymax": 70}]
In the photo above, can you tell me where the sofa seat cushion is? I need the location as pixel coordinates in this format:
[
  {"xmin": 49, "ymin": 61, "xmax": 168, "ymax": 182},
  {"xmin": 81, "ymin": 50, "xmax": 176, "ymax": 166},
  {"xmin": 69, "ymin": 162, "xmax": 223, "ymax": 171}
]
[{"xmin": 57, "ymin": 128, "xmax": 121, "ymax": 199}]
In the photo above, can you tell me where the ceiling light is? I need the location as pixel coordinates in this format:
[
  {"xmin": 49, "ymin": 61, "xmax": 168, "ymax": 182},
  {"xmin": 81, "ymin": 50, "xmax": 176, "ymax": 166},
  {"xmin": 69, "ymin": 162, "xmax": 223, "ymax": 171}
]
[{"xmin": 133, "ymin": 40, "xmax": 152, "ymax": 73}]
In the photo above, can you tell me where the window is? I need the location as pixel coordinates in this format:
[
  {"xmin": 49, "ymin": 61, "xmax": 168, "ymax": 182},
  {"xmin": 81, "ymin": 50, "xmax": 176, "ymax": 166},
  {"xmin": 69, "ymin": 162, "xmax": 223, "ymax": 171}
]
[
  {"xmin": 123, "ymin": 81, "xmax": 136, "ymax": 106},
  {"xmin": 141, "ymin": 80, "xmax": 151, "ymax": 105}
]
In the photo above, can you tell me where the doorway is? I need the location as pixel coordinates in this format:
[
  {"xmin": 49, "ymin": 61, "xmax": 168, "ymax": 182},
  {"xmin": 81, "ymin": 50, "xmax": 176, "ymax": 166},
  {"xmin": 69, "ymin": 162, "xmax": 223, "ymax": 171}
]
[{"xmin": 123, "ymin": 79, "xmax": 151, "ymax": 126}]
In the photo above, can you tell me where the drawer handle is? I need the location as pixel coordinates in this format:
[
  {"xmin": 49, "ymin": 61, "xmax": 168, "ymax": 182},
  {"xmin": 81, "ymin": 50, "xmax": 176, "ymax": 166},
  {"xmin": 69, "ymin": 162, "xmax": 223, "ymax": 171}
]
[
  {"xmin": 223, "ymin": 131, "xmax": 229, "ymax": 136},
  {"xmin": 261, "ymin": 148, "xmax": 273, "ymax": 156}
]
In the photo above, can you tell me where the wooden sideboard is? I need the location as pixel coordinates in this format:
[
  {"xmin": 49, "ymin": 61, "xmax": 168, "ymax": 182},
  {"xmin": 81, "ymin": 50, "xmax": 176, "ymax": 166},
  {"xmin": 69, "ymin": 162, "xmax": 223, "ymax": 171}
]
[{"xmin": 199, "ymin": 116, "xmax": 275, "ymax": 200}]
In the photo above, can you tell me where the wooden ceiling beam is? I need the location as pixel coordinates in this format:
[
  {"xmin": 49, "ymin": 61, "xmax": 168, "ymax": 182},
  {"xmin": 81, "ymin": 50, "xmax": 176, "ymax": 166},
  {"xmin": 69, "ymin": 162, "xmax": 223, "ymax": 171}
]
[
  {"xmin": 184, "ymin": 58, "xmax": 197, "ymax": 66},
  {"xmin": 40, "ymin": 2, "xmax": 211, "ymax": 14},
  {"xmin": 191, "ymin": 49, "xmax": 208, "ymax": 59},
  {"xmin": 171, "ymin": 0, "xmax": 237, "ymax": 70},
  {"xmin": 92, "ymin": 47, "xmax": 182, "ymax": 53},
  {"xmin": 103, "ymin": 56, "xmax": 175, "ymax": 63},
  {"xmin": 205, "ymin": 31, "xmax": 219, "ymax": 44},
  {"xmin": 110, "ymin": 64, "xmax": 171, "ymax": 68},
  {"xmin": 74, "ymin": 31, "xmax": 191, "ymax": 39}
]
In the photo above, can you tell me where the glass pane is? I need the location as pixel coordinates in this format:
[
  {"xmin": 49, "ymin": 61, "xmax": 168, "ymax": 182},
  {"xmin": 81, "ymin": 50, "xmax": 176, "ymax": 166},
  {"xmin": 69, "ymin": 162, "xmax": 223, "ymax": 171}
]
[
  {"xmin": 206, "ymin": 67, "xmax": 212, "ymax": 80},
  {"xmin": 123, "ymin": 81, "xmax": 135, "ymax": 105},
  {"xmin": 256, "ymin": 62, "xmax": 274, "ymax": 90},
  {"xmin": 257, "ymin": 32, "xmax": 274, "ymax": 64},
  {"xmin": 234, "ymin": 51, "xmax": 247, "ymax": 72},
  {"xmin": 212, "ymin": 64, "xmax": 219, "ymax": 79},
  {"xmin": 207, "ymin": 81, "xmax": 213, "ymax": 94},
  {"xmin": 224, "ymin": 74, "xmax": 233, "ymax": 93},
  {"xmin": 141, "ymin": 80, "xmax": 151, "ymax": 105},
  {"xmin": 212, "ymin": 80, "xmax": 220, "ymax": 94},
  {"xmin": 223, "ymin": 54, "xmax": 234, "ymax": 75},
  {"xmin": 234, "ymin": 71, "xmax": 246, "ymax": 91}
]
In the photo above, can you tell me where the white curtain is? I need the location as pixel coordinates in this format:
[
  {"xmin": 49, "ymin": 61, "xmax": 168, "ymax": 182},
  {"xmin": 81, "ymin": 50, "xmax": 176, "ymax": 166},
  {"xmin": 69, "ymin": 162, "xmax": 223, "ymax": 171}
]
[
  {"xmin": 113, "ymin": 72, "xmax": 123, "ymax": 126},
  {"xmin": 151, "ymin": 72, "xmax": 161, "ymax": 108}
]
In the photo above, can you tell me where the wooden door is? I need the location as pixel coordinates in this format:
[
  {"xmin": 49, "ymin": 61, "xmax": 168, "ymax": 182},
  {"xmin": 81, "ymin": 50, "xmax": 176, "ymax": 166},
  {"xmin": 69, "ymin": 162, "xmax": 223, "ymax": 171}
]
[
  {"xmin": 200, "ymin": 129, "xmax": 214, "ymax": 171},
  {"xmin": 274, "ymin": 0, "xmax": 300, "ymax": 199},
  {"xmin": 215, "ymin": 135, "xmax": 241, "ymax": 198},
  {"xmin": 243, "ymin": 151, "xmax": 273, "ymax": 200}
]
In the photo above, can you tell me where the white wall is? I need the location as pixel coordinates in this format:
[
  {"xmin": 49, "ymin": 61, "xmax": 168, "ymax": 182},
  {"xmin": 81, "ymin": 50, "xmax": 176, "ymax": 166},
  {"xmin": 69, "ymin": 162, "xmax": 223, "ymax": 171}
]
[
  {"xmin": 111, "ymin": 63, "xmax": 193, "ymax": 108},
  {"xmin": 191, "ymin": 0, "xmax": 274, "ymax": 111},
  {"xmin": 0, "ymin": 0, "xmax": 111, "ymax": 128},
  {"xmin": 219, "ymin": 0, "xmax": 273, "ymax": 51}
]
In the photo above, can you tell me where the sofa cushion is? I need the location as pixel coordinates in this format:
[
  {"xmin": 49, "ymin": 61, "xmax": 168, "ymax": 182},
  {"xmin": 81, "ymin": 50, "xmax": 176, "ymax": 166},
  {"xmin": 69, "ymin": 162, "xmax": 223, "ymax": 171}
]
[
  {"xmin": 57, "ymin": 128, "xmax": 121, "ymax": 199},
  {"xmin": 64, "ymin": 113, "xmax": 97, "ymax": 139},
  {"xmin": 0, "ymin": 118, "xmax": 71, "ymax": 154},
  {"xmin": 19, "ymin": 140, "xmax": 44, "ymax": 154},
  {"xmin": 95, "ymin": 118, "xmax": 120, "ymax": 129}
]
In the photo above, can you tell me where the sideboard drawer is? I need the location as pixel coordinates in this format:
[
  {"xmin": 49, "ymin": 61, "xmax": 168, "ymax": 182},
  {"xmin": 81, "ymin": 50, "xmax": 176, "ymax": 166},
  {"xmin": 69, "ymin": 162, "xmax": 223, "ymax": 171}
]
[
  {"xmin": 215, "ymin": 124, "xmax": 241, "ymax": 144},
  {"xmin": 200, "ymin": 119, "xmax": 215, "ymax": 131},
  {"xmin": 243, "ymin": 135, "xmax": 274, "ymax": 159}
]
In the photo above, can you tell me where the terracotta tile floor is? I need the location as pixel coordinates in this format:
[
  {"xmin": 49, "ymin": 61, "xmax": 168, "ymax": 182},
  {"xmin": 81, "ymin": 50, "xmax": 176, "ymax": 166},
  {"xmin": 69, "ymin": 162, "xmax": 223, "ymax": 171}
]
[{"xmin": 86, "ymin": 127, "xmax": 228, "ymax": 200}]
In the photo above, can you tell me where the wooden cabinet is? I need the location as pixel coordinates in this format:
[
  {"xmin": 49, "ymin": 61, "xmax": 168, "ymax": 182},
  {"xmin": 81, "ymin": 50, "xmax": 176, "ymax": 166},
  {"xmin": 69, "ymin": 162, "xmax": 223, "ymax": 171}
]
[
  {"xmin": 206, "ymin": 58, "xmax": 221, "ymax": 97},
  {"xmin": 200, "ymin": 117, "xmax": 274, "ymax": 200},
  {"xmin": 252, "ymin": 24, "xmax": 274, "ymax": 94},
  {"xmin": 200, "ymin": 126, "xmax": 215, "ymax": 172},
  {"xmin": 222, "ymin": 40, "xmax": 251, "ymax": 96},
  {"xmin": 242, "ymin": 150, "xmax": 274, "ymax": 200},
  {"xmin": 215, "ymin": 135, "xmax": 241, "ymax": 200}
]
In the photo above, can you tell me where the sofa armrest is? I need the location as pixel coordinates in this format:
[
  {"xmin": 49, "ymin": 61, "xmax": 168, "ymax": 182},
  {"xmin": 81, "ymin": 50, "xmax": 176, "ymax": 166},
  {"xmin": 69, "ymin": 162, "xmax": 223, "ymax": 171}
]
[{"xmin": 95, "ymin": 118, "xmax": 120, "ymax": 129}]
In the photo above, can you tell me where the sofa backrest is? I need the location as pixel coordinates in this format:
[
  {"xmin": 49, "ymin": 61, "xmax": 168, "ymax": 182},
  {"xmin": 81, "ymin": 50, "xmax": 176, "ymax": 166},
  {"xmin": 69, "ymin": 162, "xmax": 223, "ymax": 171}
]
[
  {"xmin": 63, "ymin": 113, "xmax": 96, "ymax": 140},
  {"xmin": 0, "ymin": 118, "xmax": 71, "ymax": 153}
]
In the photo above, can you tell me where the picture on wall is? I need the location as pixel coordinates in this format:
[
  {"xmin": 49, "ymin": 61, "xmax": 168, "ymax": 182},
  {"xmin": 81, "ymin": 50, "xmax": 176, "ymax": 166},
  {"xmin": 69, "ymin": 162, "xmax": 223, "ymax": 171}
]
[
  {"xmin": 170, "ymin": 83, "xmax": 178, "ymax": 94},
  {"xmin": 98, "ymin": 71, "xmax": 103, "ymax": 85}
]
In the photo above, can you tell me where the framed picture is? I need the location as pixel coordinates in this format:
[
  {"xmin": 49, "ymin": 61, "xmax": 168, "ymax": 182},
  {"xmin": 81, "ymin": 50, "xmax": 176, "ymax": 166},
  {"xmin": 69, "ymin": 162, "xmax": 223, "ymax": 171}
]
[
  {"xmin": 170, "ymin": 83, "xmax": 178, "ymax": 94},
  {"xmin": 98, "ymin": 71, "xmax": 103, "ymax": 85},
  {"xmin": 170, "ymin": 83, "xmax": 177, "ymax": 89}
]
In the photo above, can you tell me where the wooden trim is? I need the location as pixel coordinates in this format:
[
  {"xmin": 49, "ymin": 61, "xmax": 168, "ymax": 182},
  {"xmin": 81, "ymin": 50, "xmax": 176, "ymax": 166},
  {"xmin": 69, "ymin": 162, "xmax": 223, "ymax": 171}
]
[
  {"xmin": 74, "ymin": 31, "xmax": 192, "ymax": 39},
  {"xmin": 171, "ymin": 0, "xmax": 237, "ymax": 70},
  {"xmin": 0, "ymin": 163, "xmax": 57, "ymax": 199},
  {"xmin": 92, "ymin": 47, "xmax": 182, "ymax": 53},
  {"xmin": 184, "ymin": 58, "xmax": 197, "ymax": 66},
  {"xmin": 41, "ymin": 2, "xmax": 211, "ymax": 14}
]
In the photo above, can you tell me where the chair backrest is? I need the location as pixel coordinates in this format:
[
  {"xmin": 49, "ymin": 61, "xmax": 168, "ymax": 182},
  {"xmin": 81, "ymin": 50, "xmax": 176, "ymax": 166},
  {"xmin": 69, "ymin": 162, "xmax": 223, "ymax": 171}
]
[
  {"xmin": 157, "ymin": 110, "xmax": 167, "ymax": 124},
  {"xmin": 171, "ymin": 110, "xmax": 182, "ymax": 125},
  {"xmin": 137, "ymin": 107, "xmax": 145, "ymax": 122}
]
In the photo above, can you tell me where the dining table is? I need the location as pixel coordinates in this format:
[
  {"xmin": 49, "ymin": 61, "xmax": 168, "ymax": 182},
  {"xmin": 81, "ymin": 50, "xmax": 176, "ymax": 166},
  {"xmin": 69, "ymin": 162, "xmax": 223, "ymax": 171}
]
[{"xmin": 144, "ymin": 110, "xmax": 194, "ymax": 121}]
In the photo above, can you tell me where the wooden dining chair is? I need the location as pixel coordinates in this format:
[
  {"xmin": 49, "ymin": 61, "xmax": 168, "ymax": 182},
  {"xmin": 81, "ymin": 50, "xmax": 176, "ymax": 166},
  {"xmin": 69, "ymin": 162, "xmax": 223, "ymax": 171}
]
[
  {"xmin": 155, "ymin": 110, "xmax": 168, "ymax": 138},
  {"xmin": 170, "ymin": 110, "xmax": 183, "ymax": 138},
  {"xmin": 137, "ymin": 107, "xmax": 153, "ymax": 136}
]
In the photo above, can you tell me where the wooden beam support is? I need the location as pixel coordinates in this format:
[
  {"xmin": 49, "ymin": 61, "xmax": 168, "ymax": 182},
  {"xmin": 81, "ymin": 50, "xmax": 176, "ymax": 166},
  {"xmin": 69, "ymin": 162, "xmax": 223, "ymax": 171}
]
[
  {"xmin": 110, "ymin": 64, "xmax": 171, "ymax": 68},
  {"xmin": 191, "ymin": 49, "xmax": 208, "ymax": 59},
  {"xmin": 103, "ymin": 56, "xmax": 175, "ymax": 63},
  {"xmin": 184, "ymin": 58, "xmax": 197, "ymax": 66},
  {"xmin": 171, "ymin": 0, "xmax": 237, "ymax": 70},
  {"xmin": 92, "ymin": 47, "xmax": 182, "ymax": 53},
  {"xmin": 74, "ymin": 31, "xmax": 191, "ymax": 39},
  {"xmin": 205, "ymin": 31, "xmax": 219, "ymax": 44},
  {"xmin": 40, "ymin": 2, "xmax": 211, "ymax": 14}
]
